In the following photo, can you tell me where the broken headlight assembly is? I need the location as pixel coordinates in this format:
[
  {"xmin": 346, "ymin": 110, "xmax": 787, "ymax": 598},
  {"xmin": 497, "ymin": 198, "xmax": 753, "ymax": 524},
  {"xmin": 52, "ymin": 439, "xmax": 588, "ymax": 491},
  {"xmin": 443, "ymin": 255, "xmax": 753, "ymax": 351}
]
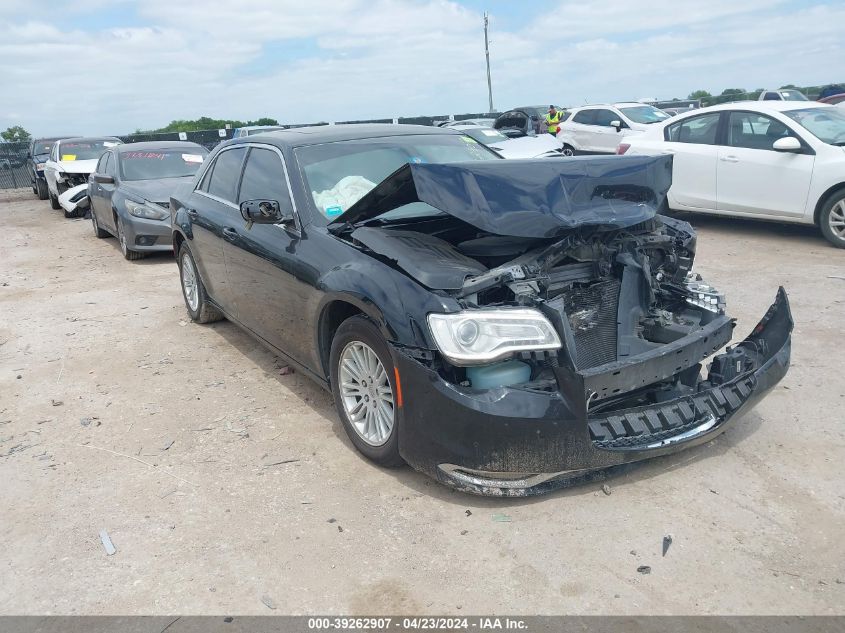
[{"xmin": 427, "ymin": 308, "xmax": 561, "ymax": 366}]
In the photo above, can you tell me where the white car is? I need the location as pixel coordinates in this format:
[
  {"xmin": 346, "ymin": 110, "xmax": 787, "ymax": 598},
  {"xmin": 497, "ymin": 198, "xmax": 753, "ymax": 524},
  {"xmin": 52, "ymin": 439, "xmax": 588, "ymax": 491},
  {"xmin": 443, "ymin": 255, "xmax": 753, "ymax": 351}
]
[
  {"xmin": 619, "ymin": 101, "xmax": 845, "ymax": 248},
  {"xmin": 43, "ymin": 137, "xmax": 122, "ymax": 213},
  {"xmin": 455, "ymin": 125, "xmax": 565, "ymax": 159},
  {"xmin": 758, "ymin": 88, "xmax": 809, "ymax": 102},
  {"xmin": 556, "ymin": 102, "xmax": 670, "ymax": 155}
]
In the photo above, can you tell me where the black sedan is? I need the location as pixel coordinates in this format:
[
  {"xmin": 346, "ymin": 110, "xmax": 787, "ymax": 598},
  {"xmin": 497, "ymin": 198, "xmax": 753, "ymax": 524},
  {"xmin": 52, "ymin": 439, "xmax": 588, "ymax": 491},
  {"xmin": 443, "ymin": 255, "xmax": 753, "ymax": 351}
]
[
  {"xmin": 170, "ymin": 125, "xmax": 792, "ymax": 496},
  {"xmin": 88, "ymin": 141, "xmax": 208, "ymax": 260}
]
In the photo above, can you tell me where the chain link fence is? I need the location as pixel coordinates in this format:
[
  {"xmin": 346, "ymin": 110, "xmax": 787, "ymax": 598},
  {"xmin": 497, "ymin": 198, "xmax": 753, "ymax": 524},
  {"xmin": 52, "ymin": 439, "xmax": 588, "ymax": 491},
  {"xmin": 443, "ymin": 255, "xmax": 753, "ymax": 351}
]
[{"xmin": 0, "ymin": 142, "xmax": 31, "ymax": 191}]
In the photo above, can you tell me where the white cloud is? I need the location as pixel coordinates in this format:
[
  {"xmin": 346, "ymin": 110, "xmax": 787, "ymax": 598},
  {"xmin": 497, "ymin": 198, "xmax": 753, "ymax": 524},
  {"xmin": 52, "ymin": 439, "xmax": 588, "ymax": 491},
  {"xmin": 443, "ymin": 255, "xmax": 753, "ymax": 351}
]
[{"xmin": 0, "ymin": 0, "xmax": 842, "ymax": 136}]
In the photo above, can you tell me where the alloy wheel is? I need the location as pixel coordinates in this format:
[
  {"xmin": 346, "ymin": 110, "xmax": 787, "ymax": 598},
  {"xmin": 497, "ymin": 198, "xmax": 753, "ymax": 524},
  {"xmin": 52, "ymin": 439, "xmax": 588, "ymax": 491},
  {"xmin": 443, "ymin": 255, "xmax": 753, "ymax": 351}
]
[
  {"xmin": 829, "ymin": 198, "xmax": 845, "ymax": 240},
  {"xmin": 180, "ymin": 253, "xmax": 200, "ymax": 312},
  {"xmin": 338, "ymin": 341, "xmax": 395, "ymax": 446},
  {"xmin": 117, "ymin": 221, "xmax": 128, "ymax": 255}
]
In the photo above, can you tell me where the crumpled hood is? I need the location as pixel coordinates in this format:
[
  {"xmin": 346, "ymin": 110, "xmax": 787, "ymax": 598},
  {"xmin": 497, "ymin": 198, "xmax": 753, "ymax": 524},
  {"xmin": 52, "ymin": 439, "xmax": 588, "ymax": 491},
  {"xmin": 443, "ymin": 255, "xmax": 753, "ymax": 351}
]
[
  {"xmin": 56, "ymin": 159, "xmax": 98, "ymax": 174},
  {"xmin": 489, "ymin": 134, "xmax": 563, "ymax": 159},
  {"xmin": 329, "ymin": 154, "xmax": 673, "ymax": 239},
  {"xmin": 121, "ymin": 177, "xmax": 194, "ymax": 204}
]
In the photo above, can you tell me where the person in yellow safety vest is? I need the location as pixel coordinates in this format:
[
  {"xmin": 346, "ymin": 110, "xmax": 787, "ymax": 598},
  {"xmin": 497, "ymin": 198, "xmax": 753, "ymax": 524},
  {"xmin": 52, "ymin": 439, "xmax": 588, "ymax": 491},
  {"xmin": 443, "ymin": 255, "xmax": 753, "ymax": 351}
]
[{"xmin": 545, "ymin": 105, "xmax": 562, "ymax": 135}]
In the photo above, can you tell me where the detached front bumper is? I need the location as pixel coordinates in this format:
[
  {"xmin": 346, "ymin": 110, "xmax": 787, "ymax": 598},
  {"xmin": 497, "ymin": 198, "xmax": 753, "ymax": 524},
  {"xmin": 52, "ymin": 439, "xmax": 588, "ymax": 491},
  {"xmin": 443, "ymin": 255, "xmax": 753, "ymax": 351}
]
[
  {"xmin": 58, "ymin": 184, "xmax": 90, "ymax": 216},
  {"xmin": 394, "ymin": 288, "xmax": 792, "ymax": 496}
]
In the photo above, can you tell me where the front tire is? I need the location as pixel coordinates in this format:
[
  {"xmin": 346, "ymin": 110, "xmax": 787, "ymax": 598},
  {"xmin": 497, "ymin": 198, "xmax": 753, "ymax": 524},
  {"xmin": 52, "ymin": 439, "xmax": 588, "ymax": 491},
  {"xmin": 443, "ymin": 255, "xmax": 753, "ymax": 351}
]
[
  {"xmin": 116, "ymin": 216, "xmax": 144, "ymax": 260},
  {"xmin": 177, "ymin": 245, "xmax": 223, "ymax": 323},
  {"xmin": 49, "ymin": 190, "xmax": 60, "ymax": 210},
  {"xmin": 329, "ymin": 315, "xmax": 403, "ymax": 467},
  {"xmin": 820, "ymin": 189, "xmax": 845, "ymax": 249},
  {"xmin": 561, "ymin": 144, "xmax": 575, "ymax": 157},
  {"xmin": 36, "ymin": 179, "xmax": 48, "ymax": 200}
]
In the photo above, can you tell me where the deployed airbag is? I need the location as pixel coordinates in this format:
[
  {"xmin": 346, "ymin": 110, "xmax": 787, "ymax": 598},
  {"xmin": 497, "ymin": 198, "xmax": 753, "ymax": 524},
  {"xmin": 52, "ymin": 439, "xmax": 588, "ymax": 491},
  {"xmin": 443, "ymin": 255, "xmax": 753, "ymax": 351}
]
[{"xmin": 329, "ymin": 155, "xmax": 673, "ymax": 238}]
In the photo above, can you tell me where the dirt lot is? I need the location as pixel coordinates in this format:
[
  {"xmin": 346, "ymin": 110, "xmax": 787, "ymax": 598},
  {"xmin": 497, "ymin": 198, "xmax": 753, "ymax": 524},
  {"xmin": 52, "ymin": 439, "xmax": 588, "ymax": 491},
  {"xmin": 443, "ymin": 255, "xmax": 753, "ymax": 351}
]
[{"xmin": 1, "ymin": 187, "xmax": 843, "ymax": 615}]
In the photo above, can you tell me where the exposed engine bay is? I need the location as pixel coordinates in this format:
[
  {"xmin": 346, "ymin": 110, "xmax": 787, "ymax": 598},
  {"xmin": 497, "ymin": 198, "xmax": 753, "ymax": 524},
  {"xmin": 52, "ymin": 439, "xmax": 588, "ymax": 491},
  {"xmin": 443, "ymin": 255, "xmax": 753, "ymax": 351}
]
[{"xmin": 346, "ymin": 212, "xmax": 730, "ymax": 402}]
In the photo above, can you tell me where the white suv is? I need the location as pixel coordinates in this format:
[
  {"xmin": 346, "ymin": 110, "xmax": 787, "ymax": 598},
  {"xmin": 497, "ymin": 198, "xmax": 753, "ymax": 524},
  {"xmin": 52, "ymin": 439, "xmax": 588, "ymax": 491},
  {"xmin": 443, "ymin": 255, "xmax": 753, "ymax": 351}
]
[
  {"xmin": 620, "ymin": 101, "xmax": 845, "ymax": 248},
  {"xmin": 556, "ymin": 102, "xmax": 670, "ymax": 155}
]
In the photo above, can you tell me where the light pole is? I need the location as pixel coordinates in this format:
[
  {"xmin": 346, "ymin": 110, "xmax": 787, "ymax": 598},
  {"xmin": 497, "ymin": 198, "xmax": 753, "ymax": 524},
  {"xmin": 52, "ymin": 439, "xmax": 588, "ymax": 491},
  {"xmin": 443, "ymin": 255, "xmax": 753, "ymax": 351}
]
[{"xmin": 484, "ymin": 12, "xmax": 494, "ymax": 113}]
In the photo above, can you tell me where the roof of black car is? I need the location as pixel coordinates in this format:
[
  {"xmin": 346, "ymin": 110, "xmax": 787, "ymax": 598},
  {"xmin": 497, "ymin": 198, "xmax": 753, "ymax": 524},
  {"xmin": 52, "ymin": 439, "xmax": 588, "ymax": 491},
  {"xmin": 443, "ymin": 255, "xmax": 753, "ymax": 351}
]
[
  {"xmin": 116, "ymin": 141, "xmax": 207, "ymax": 153},
  {"xmin": 242, "ymin": 123, "xmax": 460, "ymax": 147}
]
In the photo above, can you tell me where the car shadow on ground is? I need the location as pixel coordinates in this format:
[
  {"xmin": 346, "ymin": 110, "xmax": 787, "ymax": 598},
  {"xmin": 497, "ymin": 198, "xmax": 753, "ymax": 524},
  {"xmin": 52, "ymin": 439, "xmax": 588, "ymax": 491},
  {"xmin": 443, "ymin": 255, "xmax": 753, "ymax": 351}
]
[
  {"xmin": 669, "ymin": 211, "xmax": 826, "ymax": 247},
  {"xmin": 206, "ymin": 316, "xmax": 770, "ymax": 506}
]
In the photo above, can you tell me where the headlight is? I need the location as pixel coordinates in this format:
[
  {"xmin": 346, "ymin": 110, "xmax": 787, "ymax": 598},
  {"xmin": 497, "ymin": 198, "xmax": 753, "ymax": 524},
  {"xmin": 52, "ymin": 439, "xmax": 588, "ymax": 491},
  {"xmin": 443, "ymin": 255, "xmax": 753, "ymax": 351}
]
[
  {"xmin": 35, "ymin": 162, "xmax": 44, "ymax": 171},
  {"xmin": 427, "ymin": 308, "xmax": 561, "ymax": 365},
  {"xmin": 125, "ymin": 199, "xmax": 168, "ymax": 220}
]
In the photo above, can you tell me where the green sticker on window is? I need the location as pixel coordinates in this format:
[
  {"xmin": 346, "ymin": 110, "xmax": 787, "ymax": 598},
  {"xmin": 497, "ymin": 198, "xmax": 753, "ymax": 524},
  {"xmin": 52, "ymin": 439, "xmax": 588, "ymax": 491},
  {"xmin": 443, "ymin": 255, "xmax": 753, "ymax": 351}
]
[{"xmin": 325, "ymin": 205, "xmax": 343, "ymax": 217}]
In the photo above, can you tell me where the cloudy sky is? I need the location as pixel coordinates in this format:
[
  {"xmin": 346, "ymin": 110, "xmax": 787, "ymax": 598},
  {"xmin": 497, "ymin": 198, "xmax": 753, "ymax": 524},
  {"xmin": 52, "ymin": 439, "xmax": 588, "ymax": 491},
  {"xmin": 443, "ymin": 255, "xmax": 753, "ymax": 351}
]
[{"xmin": 1, "ymin": 0, "xmax": 842, "ymax": 136}]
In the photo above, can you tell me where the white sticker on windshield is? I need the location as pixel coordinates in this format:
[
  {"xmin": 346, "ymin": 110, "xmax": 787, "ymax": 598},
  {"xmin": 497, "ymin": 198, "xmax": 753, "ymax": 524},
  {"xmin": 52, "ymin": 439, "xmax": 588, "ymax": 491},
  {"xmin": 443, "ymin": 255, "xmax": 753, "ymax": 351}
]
[
  {"xmin": 481, "ymin": 130, "xmax": 499, "ymax": 136},
  {"xmin": 182, "ymin": 154, "xmax": 204, "ymax": 163},
  {"xmin": 103, "ymin": 141, "xmax": 119, "ymax": 147}
]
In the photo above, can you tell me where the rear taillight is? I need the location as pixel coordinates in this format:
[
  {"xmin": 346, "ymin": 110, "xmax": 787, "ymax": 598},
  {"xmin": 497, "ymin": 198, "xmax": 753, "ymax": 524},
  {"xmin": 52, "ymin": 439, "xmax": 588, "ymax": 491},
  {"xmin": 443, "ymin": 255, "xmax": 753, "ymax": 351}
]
[
  {"xmin": 616, "ymin": 143, "xmax": 631, "ymax": 155},
  {"xmin": 556, "ymin": 125, "xmax": 561, "ymax": 133}
]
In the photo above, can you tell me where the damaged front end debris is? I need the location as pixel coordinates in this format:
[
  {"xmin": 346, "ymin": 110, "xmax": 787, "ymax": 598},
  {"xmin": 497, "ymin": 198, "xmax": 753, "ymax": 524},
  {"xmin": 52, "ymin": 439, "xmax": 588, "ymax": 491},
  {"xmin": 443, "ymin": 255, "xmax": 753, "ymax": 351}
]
[{"xmin": 329, "ymin": 155, "xmax": 793, "ymax": 495}]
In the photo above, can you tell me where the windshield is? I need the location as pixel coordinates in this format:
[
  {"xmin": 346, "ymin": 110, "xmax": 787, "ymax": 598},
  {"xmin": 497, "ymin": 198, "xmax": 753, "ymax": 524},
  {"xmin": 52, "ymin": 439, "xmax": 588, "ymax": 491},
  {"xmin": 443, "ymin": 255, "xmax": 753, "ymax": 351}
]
[
  {"xmin": 34, "ymin": 142, "xmax": 54, "ymax": 155},
  {"xmin": 783, "ymin": 107, "xmax": 845, "ymax": 145},
  {"xmin": 620, "ymin": 106, "xmax": 671, "ymax": 124},
  {"xmin": 295, "ymin": 134, "xmax": 499, "ymax": 224},
  {"xmin": 779, "ymin": 90, "xmax": 809, "ymax": 101},
  {"xmin": 58, "ymin": 140, "xmax": 119, "ymax": 161},
  {"xmin": 119, "ymin": 149, "xmax": 207, "ymax": 180},
  {"xmin": 461, "ymin": 128, "xmax": 510, "ymax": 145}
]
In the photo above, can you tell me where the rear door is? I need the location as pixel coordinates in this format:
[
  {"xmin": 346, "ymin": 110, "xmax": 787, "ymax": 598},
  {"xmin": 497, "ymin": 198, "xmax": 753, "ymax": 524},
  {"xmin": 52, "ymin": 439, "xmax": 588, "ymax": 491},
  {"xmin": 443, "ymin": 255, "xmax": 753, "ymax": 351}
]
[
  {"xmin": 662, "ymin": 112, "xmax": 722, "ymax": 210},
  {"xmin": 222, "ymin": 145, "xmax": 312, "ymax": 364},
  {"xmin": 186, "ymin": 146, "xmax": 248, "ymax": 313},
  {"xmin": 716, "ymin": 111, "xmax": 814, "ymax": 217}
]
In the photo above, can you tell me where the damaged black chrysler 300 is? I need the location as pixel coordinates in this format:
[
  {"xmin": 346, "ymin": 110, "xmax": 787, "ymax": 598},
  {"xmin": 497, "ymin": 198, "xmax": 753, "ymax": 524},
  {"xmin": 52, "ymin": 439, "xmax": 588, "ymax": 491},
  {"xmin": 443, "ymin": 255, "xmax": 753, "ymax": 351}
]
[{"xmin": 171, "ymin": 125, "xmax": 792, "ymax": 496}]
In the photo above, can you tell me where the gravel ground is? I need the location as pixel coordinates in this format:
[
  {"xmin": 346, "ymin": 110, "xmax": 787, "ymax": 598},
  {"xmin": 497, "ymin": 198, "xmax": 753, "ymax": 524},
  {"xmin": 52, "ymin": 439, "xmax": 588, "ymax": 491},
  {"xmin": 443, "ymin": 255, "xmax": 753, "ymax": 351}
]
[{"xmin": 1, "ymin": 187, "xmax": 843, "ymax": 615}]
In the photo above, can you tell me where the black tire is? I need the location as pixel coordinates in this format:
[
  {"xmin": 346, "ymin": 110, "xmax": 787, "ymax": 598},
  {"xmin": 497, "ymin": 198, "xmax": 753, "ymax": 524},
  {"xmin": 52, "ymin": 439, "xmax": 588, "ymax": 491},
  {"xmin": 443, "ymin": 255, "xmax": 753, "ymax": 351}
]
[
  {"xmin": 91, "ymin": 211, "xmax": 108, "ymax": 238},
  {"xmin": 561, "ymin": 144, "xmax": 575, "ymax": 157},
  {"xmin": 63, "ymin": 207, "xmax": 78, "ymax": 219},
  {"xmin": 36, "ymin": 179, "xmax": 48, "ymax": 200},
  {"xmin": 49, "ymin": 190, "xmax": 60, "ymax": 210},
  {"xmin": 819, "ymin": 188, "xmax": 845, "ymax": 249},
  {"xmin": 115, "ymin": 216, "xmax": 144, "ymax": 260},
  {"xmin": 177, "ymin": 244, "xmax": 223, "ymax": 323},
  {"xmin": 329, "ymin": 315, "xmax": 403, "ymax": 467}
]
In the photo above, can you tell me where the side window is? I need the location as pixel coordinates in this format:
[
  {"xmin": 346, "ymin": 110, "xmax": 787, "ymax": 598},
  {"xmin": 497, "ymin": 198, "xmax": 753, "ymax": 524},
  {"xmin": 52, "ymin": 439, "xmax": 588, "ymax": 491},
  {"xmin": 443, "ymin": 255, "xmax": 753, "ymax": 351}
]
[
  {"xmin": 727, "ymin": 112, "xmax": 791, "ymax": 150},
  {"xmin": 106, "ymin": 153, "xmax": 116, "ymax": 177},
  {"xmin": 666, "ymin": 113, "xmax": 721, "ymax": 145},
  {"xmin": 763, "ymin": 92, "xmax": 780, "ymax": 101},
  {"xmin": 592, "ymin": 109, "xmax": 618, "ymax": 127},
  {"xmin": 197, "ymin": 161, "xmax": 214, "ymax": 192},
  {"xmin": 95, "ymin": 153, "xmax": 109, "ymax": 173},
  {"xmin": 572, "ymin": 109, "xmax": 595, "ymax": 125},
  {"xmin": 206, "ymin": 147, "xmax": 246, "ymax": 202},
  {"xmin": 239, "ymin": 148, "xmax": 294, "ymax": 215},
  {"xmin": 495, "ymin": 111, "xmax": 527, "ymax": 130}
]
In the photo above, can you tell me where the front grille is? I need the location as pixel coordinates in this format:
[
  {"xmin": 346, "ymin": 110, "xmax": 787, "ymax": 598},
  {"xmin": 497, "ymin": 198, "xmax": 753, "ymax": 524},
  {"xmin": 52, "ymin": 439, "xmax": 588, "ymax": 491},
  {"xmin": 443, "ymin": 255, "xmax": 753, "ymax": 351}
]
[
  {"xmin": 65, "ymin": 173, "xmax": 89, "ymax": 187},
  {"xmin": 560, "ymin": 279, "xmax": 620, "ymax": 369}
]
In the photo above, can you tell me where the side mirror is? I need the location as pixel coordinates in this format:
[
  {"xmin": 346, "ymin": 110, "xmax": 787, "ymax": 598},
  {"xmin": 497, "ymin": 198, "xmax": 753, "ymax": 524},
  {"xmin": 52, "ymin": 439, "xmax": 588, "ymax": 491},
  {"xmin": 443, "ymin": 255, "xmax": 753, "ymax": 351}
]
[
  {"xmin": 93, "ymin": 174, "xmax": 114, "ymax": 184},
  {"xmin": 772, "ymin": 136, "xmax": 802, "ymax": 152},
  {"xmin": 240, "ymin": 199, "xmax": 293, "ymax": 224},
  {"xmin": 610, "ymin": 120, "xmax": 623, "ymax": 131}
]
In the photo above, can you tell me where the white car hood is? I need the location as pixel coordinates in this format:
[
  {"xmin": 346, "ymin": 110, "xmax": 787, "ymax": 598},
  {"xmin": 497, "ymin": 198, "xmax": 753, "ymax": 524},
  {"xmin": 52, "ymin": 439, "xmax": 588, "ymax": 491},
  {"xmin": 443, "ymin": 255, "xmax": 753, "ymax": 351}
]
[
  {"xmin": 489, "ymin": 134, "xmax": 563, "ymax": 159},
  {"xmin": 55, "ymin": 158, "xmax": 98, "ymax": 174}
]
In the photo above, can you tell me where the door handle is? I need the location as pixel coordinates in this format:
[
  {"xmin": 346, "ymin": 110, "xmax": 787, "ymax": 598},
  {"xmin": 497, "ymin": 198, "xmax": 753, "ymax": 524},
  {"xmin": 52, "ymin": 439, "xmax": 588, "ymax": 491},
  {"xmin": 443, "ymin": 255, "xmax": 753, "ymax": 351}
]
[
  {"xmin": 222, "ymin": 227, "xmax": 238, "ymax": 241},
  {"xmin": 720, "ymin": 155, "xmax": 739, "ymax": 163},
  {"xmin": 186, "ymin": 208, "xmax": 199, "ymax": 219}
]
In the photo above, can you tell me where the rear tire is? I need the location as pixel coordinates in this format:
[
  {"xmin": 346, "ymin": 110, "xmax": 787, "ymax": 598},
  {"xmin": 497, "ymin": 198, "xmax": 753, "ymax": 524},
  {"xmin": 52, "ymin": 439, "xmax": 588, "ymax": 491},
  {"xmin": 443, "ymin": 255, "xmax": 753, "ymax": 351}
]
[
  {"xmin": 562, "ymin": 144, "xmax": 575, "ymax": 157},
  {"xmin": 116, "ymin": 216, "xmax": 144, "ymax": 260},
  {"xmin": 819, "ymin": 189, "xmax": 845, "ymax": 249},
  {"xmin": 330, "ymin": 315, "xmax": 403, "ymax": 467},
  {"xmin": 36, "ymin": 179, "xmax": 48, "ymax": 200},
  {"xmin": 177, "ymin": 244, "xmax": 223, "ymax": 323},
  {"xmin": 91, "ymin": 212, "xmax": 108, "ymax": 238}
]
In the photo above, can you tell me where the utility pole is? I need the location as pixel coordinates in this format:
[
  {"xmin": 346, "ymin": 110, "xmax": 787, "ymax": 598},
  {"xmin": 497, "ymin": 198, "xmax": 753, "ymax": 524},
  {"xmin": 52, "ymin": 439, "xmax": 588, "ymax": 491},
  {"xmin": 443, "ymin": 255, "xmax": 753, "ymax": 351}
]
[{"xmin": 484, "ymin": 12, "xmax": 494, "ymax": 113}]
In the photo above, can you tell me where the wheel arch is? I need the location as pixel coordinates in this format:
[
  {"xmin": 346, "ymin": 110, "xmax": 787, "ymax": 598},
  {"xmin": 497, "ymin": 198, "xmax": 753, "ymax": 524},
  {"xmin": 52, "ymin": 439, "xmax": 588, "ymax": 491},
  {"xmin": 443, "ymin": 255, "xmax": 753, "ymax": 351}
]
[
  {"xmin": 813, "ymin": 183, "xmax": 845, "ymax": 225},
  {"xmin": 316, "ymin": 296, "xmax": 386, "ymax": 381}
]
